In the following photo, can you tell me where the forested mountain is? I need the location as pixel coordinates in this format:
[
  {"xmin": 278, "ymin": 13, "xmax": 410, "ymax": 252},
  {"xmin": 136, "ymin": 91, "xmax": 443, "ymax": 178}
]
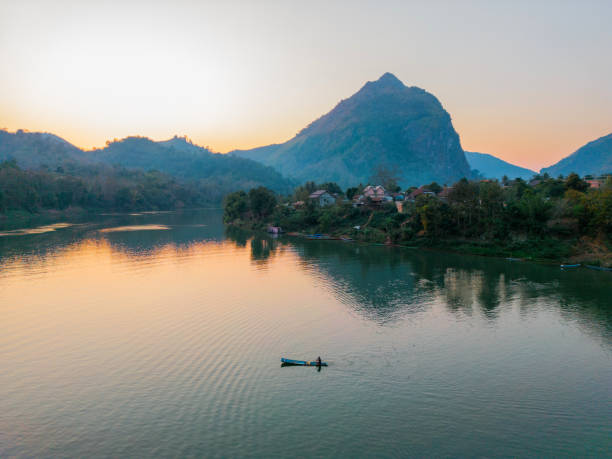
[
  {"xmin": 91, "ymin": 136, "xmax": 293, "ymax": 193},
  {"xmin": 0, "ymin": 129, "xmax": 85, "ymax": 170},
  {"xmin": 541, "ymin": 133, "xmax": 612, "ymax": 177},
  {"xmin": 232, "ymin": 73, "xmax": 472, "ymax": 187},
  {"xmin": 465, "ymin": 151, "xmax": 536, "ymax": 180},
  {"xmin": 0, "ymin": 130, "xmax": 294, "ymax": 210}
]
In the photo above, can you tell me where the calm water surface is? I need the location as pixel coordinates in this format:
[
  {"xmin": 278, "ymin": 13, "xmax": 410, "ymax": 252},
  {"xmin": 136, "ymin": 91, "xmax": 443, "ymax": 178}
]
[{"xmin": 1, "ymin": 210, "xmax": 611, "ymax": 457}]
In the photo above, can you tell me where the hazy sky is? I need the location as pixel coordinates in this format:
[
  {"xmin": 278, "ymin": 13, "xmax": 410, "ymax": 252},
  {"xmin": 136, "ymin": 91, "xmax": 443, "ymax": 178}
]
[{"xmin": 1, "ymin": 0, "xmax": 611, "ymax": 170}]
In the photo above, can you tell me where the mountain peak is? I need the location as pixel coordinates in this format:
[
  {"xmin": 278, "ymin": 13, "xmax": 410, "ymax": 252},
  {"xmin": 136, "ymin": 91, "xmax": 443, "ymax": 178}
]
[
  {"xmin": 372, "ymin": 72, "xmax": 405, "ymax": 89},
  {"xmin": 357, "ymin": 73, "xmax": 406, "ymax": 96},
  {"xmin": 233, "ymin": 73, "xmax": 470, "ymax": 187}
]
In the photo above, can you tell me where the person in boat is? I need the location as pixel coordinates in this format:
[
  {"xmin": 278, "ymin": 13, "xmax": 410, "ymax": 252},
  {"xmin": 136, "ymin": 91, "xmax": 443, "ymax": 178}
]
[{"xmin": 316, "ymin": 356, "xmax": 322, "ymax": 366}]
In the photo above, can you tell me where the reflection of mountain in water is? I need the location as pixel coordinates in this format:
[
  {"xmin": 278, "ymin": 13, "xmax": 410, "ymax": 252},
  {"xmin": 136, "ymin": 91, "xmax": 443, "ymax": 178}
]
[
  {"xmin": 2, "ymin": 210, "xmax": 610, "ymax": 345},
  {"xmin": 293, "ymin": 242, "xmax": 424, "ymax": 323},
  {"xmin": 227, "ymin": 234, "xmax": 612, "ymax": 342}
]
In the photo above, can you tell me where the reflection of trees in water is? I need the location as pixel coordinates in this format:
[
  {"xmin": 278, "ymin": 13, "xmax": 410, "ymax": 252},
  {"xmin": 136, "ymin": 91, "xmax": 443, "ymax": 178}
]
[
  {"xmin": 290, "ymin": 242, "xmax": 425, "ymax": 324},
  {"xmin": 224, "ymin": 226, "xmax": 248, "ymax": 247},
  {"xmin": 278, "ymin": 239, "xmax": 612, "ymax": 342},
  {"xmin": 441, "ymin": 269, "xmax": 504, "ymax": 320},
  {"xmin": 2, "ymin": 212, "xmax": 610, "ymax": 343},
  {"xmin": 224, "ymin": 228, "xmax": 279, "ymax": 266},
  {"xmin": 250, "ymin": 237, "xmax": 276, "ymax": 262}
]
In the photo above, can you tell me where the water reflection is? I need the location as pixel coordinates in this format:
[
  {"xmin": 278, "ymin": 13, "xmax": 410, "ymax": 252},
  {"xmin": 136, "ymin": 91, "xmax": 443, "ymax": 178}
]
[
  {"xmin": 221, "ymin": 231, "xmax": 612, "ymax": 343},
  {"xmin": 2, "ymin": 210, "xmax": 611, "ymax": 345},
  {"xmin": 0, "ymin": 209, "xmax": 226, "ymax": 264},
  {"xmin": 1, "ymin": 210, "xmax": 610, "ymax": 458}
]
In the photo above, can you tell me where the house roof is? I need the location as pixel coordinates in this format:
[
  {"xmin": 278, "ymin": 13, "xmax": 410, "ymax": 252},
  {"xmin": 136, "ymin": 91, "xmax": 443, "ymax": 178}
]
[
  {"xmin": 309, "ymin": 190, "xmax": 330, "ymax": 199},
  {"xmin": 408, "ymin": 186, "xmax": 437, "ymax": 199},
  {"xmin": 363, "ymin": 185, "xmax": 387, "ymax": 198},
  {"xmin": 586, "ymin": 180, "xmax": 601, "ymax": 188},
  {"xmin": 438, "ymin": 187, "xmax": 453, "ymax": 198},
  {"xmin": 408, "ymin": 188, "xmax": 425, "ymax": 199}
]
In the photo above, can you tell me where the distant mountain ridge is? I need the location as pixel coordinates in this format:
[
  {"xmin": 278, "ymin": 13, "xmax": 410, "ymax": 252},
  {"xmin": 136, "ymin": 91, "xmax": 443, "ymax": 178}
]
[
  {"xmin": 90, "ymin": 136, "xmax": 293, "ymax": 193},
  {"xmin": 541, "ymin": 133, "xmax": 612, "ymax": 177},
  {"xmin": 0, "ymin": 129, "xmax": 85, "ymax": 169},
  {"xmin": 465, "ymin": 151, "xmax": 536, "ymax": 180},
  {"xmin": 0, "ymin": 130, "xmax": 294, "ymax": 197},
  {"xmin": 232, "ymin": 72, "xmax": 472, "ymax": 187}
]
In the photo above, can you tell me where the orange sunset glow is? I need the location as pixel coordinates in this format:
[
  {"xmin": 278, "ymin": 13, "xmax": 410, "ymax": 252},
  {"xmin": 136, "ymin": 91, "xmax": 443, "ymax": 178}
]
[
  {"xmin": 2, "ymin": 2, "xmax": 612, "ymax": 456},
  {"xmin": 1, "ymin": 1, "xmax": 611, "ymax": 170}
]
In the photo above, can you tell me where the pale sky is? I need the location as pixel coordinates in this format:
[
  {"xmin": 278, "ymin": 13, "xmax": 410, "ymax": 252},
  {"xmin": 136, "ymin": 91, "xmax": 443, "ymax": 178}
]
[{"xmin": 1, "ymin": 0, "xmax": 611, "ymax": 170}]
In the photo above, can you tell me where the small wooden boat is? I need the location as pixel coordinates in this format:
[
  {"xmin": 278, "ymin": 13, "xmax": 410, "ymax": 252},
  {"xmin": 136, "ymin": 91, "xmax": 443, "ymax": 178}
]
[
  {"xmin": 585, "ymin": 265, "xmax": 612, "ymax": 272},
  {"xmin": 281, "ymin": 358, "xmax": 328, "ymax": 366},
  {"xmin": 560, "ymin": 263, "xmax": 580, "ymax": 268},
  {"xmin": 306, "ymin": 233, "xmax": 330, "ymax": 239}
]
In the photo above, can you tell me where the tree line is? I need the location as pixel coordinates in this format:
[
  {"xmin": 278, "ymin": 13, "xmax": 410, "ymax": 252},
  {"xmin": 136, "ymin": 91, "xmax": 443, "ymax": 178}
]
[
  {"xmin": 0, "ymin": 160, "xmax": 212, "ymax": 213},
  {"xmin": 224, "ymin": 173, "xmax": 612, "ymax": 261}
]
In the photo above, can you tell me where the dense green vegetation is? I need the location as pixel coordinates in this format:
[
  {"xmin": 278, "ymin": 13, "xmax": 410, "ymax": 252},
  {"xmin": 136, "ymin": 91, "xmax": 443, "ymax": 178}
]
[
  {"xmin": 224, "ymin": 173, "xmax": 612, "ymax": 264},
  {"xmin": 0, "ymin": 130, "xmax": 294, "ymax": 216},
  {"xmin": 0, "ymin": 160, "xmax": 210, "ymax": 213}
]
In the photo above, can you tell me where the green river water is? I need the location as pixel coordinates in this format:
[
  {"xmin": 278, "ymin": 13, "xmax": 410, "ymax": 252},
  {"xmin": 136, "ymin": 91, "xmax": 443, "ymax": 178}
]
[{"xmin": 1, "ymin": 210, "xmax": 610, "ymax": 457}]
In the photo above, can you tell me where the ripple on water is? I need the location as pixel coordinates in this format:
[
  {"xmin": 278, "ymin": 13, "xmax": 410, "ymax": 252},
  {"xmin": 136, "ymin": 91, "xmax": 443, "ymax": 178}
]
[
  {"xmin": 1, "ymin": 212, "xmax": 611, "ymax": 457},
  {"xmin": 0, "ymin": 222, "xmax": 73, "ymax": 236},
  {"xmin": 98, "ymin": 225, "xmax": 171, "ymax": 233}
]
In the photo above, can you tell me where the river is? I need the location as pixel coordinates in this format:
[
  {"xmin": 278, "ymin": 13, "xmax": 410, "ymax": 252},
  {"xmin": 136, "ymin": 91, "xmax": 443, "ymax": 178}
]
[{"xmin": 1, "ymin": 209, "xmax": 610, "ymax": 457}]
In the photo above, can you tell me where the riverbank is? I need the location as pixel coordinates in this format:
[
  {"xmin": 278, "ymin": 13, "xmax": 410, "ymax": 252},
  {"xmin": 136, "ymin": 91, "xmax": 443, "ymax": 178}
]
[
  {"xmin": 0, "ymin": 208, "xmax": 92, "ymax": 231},
  {"xmin": 223, "ymin": 176, "xmax": 612, "ymax": 267},
  {"xmin": 0, "ymin": 206, "xmax": 220, "ymax": 232},
  {"xmin": 227, "ymin": 221, "xmax": 612, "ymax": 268}
]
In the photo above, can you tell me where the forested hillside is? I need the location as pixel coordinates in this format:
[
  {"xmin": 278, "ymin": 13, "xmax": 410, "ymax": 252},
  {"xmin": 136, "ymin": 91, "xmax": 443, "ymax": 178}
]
[
  {"xmin": 0, "ymin": 130, "xmax": 294, "ymax": 214},
  {"xmin": 0, "ymin": 160, "xmax": 210, "ymax": 213}
]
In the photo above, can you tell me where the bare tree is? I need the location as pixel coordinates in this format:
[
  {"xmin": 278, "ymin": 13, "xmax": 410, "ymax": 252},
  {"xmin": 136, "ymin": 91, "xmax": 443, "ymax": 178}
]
[{"xmin": 370, "ymin": 164, "xmax": 401, "ymax": 191}]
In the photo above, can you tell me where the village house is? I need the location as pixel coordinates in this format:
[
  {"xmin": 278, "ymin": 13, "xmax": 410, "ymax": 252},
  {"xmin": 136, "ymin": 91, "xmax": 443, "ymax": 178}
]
[
  {"xmin": 438, "ymin": 186, "xmax": 453, "ymax": 202},
  {"xmin": 578, "ymin": 174, "xmax": 611, "ymax": 189},
  {"xmin": 362, "ymin": 185, "xmax": 387, "ymax": 202},
  {"xmin": 308, "ymin": 190, "xmax": 336, "ymax": 207},
  {"xmin": 360, "ymin": 185, "xmax": 394, "ymax": 205},
  {"xmin": 406, "ymin": 186, "xmax": 436, "ymax": 202},
  {"xmin": 352, "ymin": 194, "xmax": 365, "ymax": 206},
  {"xmin": 587, "ymin": 179, "xmax": 601, "ymax": 189},
  {"xmin": 352, "ymin": 185, "xmax": 399, "ymax": 207},
  {"xmin": 585, "ymin": 177, "xmax": 609, "ymax": 189}
]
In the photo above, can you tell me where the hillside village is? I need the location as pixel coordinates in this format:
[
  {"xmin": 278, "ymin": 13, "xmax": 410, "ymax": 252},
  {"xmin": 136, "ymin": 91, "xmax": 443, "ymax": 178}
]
[
  {"xmin": 297, "ymin": 173, "xmax": 612, "ymax": 212},
  {"xmin": 224, "ymin": 172, "xmax": 612, "ymax": 265}
]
